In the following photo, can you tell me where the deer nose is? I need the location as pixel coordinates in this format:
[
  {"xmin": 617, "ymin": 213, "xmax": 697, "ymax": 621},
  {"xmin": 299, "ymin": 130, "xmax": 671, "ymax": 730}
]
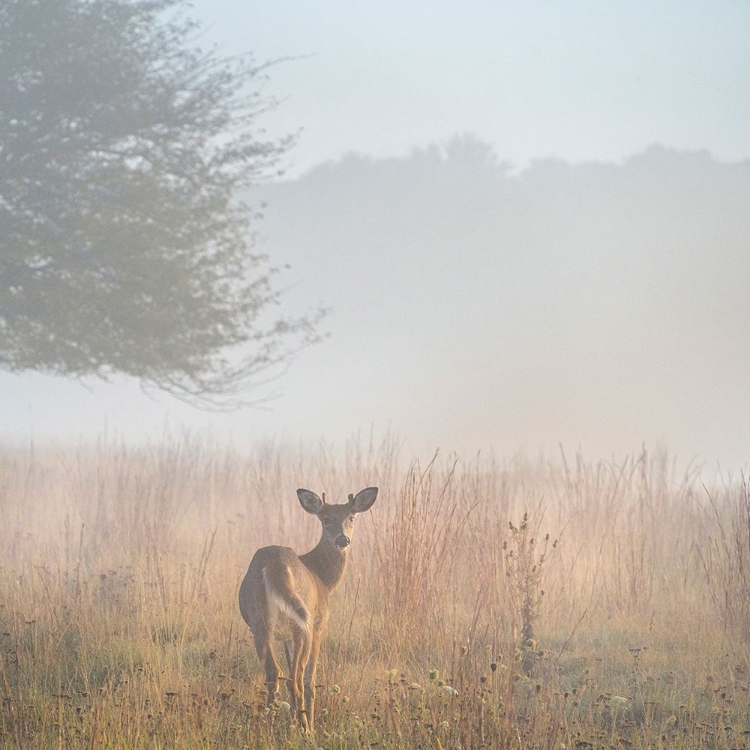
[{"xmin": 335, "ymin": 534, "xmax": 350, "ymax": 548}]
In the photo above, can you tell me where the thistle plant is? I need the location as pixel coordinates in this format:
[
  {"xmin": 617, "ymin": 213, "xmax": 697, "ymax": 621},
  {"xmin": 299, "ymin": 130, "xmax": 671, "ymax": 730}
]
[{"xmin": 504, "ymin": 512, "xmax": 558, "ymax": 673}]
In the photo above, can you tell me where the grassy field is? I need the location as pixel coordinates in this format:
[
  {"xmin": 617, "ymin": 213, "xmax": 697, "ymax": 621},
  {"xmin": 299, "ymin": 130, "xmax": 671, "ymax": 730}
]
[{"xmin": 1, "ymin": 435, "xmax": 749, "ymax": 748}]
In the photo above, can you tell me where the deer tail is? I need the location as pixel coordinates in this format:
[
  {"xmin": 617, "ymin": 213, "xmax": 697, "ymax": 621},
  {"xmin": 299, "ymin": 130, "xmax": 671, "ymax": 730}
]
[{"xmin": 262, "ymin": 566, "xmax": 312, "ymax": 633}]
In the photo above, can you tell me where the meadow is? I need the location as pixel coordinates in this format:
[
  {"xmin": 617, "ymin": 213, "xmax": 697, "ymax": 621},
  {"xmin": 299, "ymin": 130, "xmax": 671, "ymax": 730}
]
[{"xmin": 0, "ymin": 435, "xmax": 748, "ymax": 748}]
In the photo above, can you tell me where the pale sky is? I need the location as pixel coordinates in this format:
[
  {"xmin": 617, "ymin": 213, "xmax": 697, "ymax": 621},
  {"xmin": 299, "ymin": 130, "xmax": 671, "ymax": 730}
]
[
  {"xmin": 188, "ymin": 0, "xmax": 750, "ymax": 173},
  {"xmin": 2, "ymin": 0, "xmax": 749, "ymax": 468}
]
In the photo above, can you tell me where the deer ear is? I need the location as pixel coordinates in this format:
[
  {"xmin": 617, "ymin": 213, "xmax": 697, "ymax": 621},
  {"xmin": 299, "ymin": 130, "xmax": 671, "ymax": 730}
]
[
  {"xmin": 297, "ymin": 489, "xmax": 324, "ymax": 514},
  {"xmin": 350, "ymin": 487, "xmax": 378, "ymax": 513}
]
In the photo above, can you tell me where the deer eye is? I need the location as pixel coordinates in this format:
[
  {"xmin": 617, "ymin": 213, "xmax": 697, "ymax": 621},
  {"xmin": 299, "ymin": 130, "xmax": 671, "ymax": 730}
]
[{"xmin": 348, "ymin": 515, "xmax": 355, "ymax": 524}]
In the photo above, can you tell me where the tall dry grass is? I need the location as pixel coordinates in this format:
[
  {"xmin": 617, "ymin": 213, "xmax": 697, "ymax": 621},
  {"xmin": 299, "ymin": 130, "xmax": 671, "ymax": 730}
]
[{"xmin": 0, "ymin": 436, "xmax": 748, "ymax": 748}]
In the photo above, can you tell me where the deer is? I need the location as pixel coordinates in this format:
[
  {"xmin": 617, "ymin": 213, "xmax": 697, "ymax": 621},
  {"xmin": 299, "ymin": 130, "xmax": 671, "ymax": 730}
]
[{"xmin": 239, "ymin": 486, "xmax": 378, "ymax": 732}]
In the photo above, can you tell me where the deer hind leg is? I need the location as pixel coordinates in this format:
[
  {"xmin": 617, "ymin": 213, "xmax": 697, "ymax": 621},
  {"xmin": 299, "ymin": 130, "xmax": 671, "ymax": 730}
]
[
  {"xmin": 303, "ymin": 630, "xmax": 323, "ymax": 730},
  {"xmin": 253, "ymin": 634, "xmax": 283, "ymax": 706},
  {"xmin": 289, "ymin": 627, "xmax": 313, "ymax": 731}
]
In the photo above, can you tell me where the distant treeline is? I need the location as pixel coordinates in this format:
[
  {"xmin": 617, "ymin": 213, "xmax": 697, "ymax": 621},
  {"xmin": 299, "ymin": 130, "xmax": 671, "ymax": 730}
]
[{"xmin": 249, "ymin": 139, "xmax": 750, "ymax": 456}]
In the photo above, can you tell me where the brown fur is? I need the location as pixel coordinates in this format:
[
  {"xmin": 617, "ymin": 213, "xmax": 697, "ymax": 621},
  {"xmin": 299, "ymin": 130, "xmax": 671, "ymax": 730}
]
[{"xmin": 239, "ymin": 486, "xmax": 378, "ymax": 732}]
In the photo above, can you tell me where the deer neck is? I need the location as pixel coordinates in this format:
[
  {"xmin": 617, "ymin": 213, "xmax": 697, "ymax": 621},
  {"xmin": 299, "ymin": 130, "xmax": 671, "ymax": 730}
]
[{"xmin": 299, "ymin": 540, "xmax": 348, "ymax": 591}]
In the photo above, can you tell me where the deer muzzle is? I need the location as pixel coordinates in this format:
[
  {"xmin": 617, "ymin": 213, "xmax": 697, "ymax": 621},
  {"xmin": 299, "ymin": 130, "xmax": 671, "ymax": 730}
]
[{"xmin": 335, "ymin": 535, "xmax": 351, "ymax": 548}]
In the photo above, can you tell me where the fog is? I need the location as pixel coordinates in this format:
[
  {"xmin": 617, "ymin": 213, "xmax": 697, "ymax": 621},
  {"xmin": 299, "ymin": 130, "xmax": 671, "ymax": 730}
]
[
  {"xmin": 2, "ymin": 1, "xmax": 749, "ymax": 468},
  {"xmin": 250, "ymin": 143, "xmax": 750, "ymax": 466}
]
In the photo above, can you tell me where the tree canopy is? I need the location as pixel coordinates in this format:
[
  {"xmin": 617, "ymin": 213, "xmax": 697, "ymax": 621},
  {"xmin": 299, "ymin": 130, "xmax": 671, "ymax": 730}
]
[{"xmin": 0, "ymin": 0, "xmax": 322, "ymax": 408}]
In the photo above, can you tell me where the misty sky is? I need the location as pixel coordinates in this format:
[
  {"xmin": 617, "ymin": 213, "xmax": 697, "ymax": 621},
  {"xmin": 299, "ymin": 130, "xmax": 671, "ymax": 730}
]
[
  {"xmin": 187, "ymin": 0, "xmax": 750, "ymax": 173},
  {"xmin": 2, "ymin": 0, "xmax": 750, "ymax": 467}
]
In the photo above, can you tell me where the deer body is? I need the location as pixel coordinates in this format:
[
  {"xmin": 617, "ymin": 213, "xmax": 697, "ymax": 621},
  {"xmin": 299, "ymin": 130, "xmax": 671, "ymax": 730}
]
[{"xmin": 239, "ymin": 487, "xmax": 378, "ymax": 732}]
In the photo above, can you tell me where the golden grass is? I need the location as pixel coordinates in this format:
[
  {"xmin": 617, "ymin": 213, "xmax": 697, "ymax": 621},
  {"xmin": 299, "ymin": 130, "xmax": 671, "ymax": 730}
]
[{"xmin": 0, "ymin": 436, "xmax": 748, "ymax": 748}]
